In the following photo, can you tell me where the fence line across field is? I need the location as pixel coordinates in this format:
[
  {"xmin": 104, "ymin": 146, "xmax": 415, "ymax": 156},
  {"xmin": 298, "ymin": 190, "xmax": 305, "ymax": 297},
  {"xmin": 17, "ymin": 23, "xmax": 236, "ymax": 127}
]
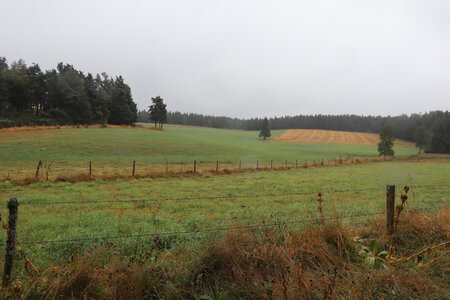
[
  {"xmin": 19, "ymin": 155, "xmax": 400, "ymax": 180},
  {"xmin": 2, "ymin": 184, "xmax": 449, "ymax": 286},
  {"xmin": 19, "ymin": 184, "xmax": 450, "ymax": 206},
  {"xmin": 17, "ymin": 211, "xmax": 387, "ymax": 245},
  {"xmin": 13, "ymin": 203, "xmax": 449, "ymax": 245}
]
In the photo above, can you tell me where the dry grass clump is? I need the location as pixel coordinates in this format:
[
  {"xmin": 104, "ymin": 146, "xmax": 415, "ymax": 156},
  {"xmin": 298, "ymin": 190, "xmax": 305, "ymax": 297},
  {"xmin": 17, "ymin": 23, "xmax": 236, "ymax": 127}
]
[
  {"xmin": 7, "ymin": 247, "xmax": 182, "ymax": 299},
  {"xmin": 192, "ymin": 210, "xmax": 449, "ymax": 299},
  {"xmin": 4, "ymin": 209, "xmax": 449, "ymax": 299}
]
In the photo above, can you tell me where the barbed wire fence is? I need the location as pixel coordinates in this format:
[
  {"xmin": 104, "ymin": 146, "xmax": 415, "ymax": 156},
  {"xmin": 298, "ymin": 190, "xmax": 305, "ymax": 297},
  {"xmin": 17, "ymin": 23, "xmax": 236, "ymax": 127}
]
[
  {"xmin": 3, "ymin": 155, "xmax": 406, "ymax": 183},
  {"xmin": 1, "ymin": 184, "xmax": 449, "ymax": 285}
]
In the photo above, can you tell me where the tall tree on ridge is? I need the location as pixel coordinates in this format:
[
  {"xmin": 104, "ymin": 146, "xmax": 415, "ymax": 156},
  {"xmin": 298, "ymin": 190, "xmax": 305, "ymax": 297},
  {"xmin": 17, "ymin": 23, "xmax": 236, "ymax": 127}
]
[
  {"xmin": 149, "ymin": 96, "xmax": 167, "ymax": 128},
  {"xmin": 259, "ymin": 117, "xmax": 271, "ymax": 140}
]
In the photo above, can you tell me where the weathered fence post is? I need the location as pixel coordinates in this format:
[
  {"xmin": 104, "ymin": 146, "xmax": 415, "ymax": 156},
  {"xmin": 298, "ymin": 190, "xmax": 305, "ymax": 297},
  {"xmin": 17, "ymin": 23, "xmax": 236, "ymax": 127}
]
[
  {"xmin": 304, "ymin": 160, "xmax": 307, "ymax": 168},
  {"xmin": 256, "ymin": 160, "xmax": 259, "ymax": 169},
  {"xmin": 285, "ymin": 160, "xmax": 288, "ymax": 168},
  {"xmin": 321, "ymin": 159, "xmax": 324, "ymax": 166},
  {"xmin": 194, "ymin": 160, "xmax": 197, "ymax": 173},
  {"xmin": 165, "ymin": 160, "xmax": 168, "ymax": 173},
  {"xmin": 239, "ymin": 160, "xmax": 241, "ymax": 170},
  {"xmin": 216, "ymin": 160, "xmax": 219, "ymax": 172},
  {"xmin": 35, "ymin": 160, "xmax": 42, "ymax": 179},
  {"xmin": 132, "ymin": 161, "xmax": 136, "ymax": 177},
  {"xmin": 270, "ymin": 160, "xmax": 273, "ymax": 169},
  {"xmin": 386, "ymin": 185, "xmax": 395, "ymax": 235},
  {"xmin": 89, "ymin": 161, "xmax": 92, "ymax": 176},
  {"xmin": 295, "ymin": 160, "xmax": 298, "ymax": 169},
  {"xmin": 314, "ymin": 160, "xmax": 316, "ymax": 167},
  {"xmin": 3, "ymin": 197, "xmax": 18, "ymax": 287}
]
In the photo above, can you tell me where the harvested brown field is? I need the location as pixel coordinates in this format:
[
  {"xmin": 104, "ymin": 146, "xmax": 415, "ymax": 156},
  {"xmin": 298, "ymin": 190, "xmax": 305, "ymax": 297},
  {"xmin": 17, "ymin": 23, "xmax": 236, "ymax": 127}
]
[{"xmin": 273, "ymin": 129, "xmax": 416, "ymax": 147}]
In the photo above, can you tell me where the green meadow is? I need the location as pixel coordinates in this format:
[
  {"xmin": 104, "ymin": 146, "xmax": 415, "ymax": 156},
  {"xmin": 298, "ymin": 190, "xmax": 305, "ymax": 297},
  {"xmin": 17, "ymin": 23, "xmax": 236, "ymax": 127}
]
[
  {"xmin": 0, "ymin": 125, "xmax": 447, "ymax": 276},
  {"xmin": 0, "ymin": 160, "xmax": 448, "ymax": 270},
  {"xmin": 0, "ymin": 125, "xmax": 418, "ymax": 179}
]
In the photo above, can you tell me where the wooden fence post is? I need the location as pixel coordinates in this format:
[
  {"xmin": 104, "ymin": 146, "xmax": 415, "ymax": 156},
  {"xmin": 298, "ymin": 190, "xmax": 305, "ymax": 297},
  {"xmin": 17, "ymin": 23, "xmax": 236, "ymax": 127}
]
[
  {"xmin": 270, "ymin": 160, "xmax": 273, "ymax": 169},
  {"xmin": 165, "ymin": 160, "xmax": 168, "ymax": 173},
  {"xmin": 216, "ymin": 160, "xmax": 219, "ymax": 172},
  {"xmin": 321, "ymin": 159, "xmax": 324, "ymax": 166},
  {"xmin": 314, "ymin": 160, "xmax": 316, "ymax": 167},
  {"xmin": 3, "ymin": 197, "xmax": 18, "ymax": 287},
  {"xmin": 304, "ymin": 160, "xmax": 307, "ymax": 168},
  {"xmin": 285, "ymin": 160, "xmax": 288, "ymax": 168},
  {"xmin": 35, "ymin": 160, "xmax": 42, "ymax": 179},
  {"xmin": 132, "ymin": 161, "xmax": 136, "ymax": 177},
  {"xmin": 256, "ymin": 160, "xmax": 259, "ymax": 169},
  {"xmin": 194, "ymin": 160, "xmax": 197, "ymax": 173},
  {"xmin": 386, "ymin": 185, "xmax": 395, "ymax": 235},
  {"xmin": 89, "ymin": 161, "xmax": 92, "ymax": 176},
  {"xmin": 295, "ymin": 160, "xmax": 298, "ymax": 169},
  {"xmin": 239, "ymin": 160, "xmax": 241, "ymax": 170}
]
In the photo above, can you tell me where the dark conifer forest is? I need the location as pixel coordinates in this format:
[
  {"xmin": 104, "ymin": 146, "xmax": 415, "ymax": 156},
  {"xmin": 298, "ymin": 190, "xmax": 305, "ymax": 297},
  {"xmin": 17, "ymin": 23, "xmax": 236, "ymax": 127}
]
[{"xmin": 0, "ymin": 57, "xmax": 137, "ymax": 127}]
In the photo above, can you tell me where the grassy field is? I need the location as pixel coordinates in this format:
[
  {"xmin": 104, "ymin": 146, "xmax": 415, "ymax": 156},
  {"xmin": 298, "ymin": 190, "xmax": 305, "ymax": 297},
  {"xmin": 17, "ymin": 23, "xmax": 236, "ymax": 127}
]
[
  {"xmin": 0, "ymin": 160, "xmax": 448, "ymax": 268},
  {"xmin": 0, "ymin": 126, "xmax": 448, "ymax": 298},
  {"xmin": 0, "ymin": 125, "xmax": 418, "ymax": 180}
]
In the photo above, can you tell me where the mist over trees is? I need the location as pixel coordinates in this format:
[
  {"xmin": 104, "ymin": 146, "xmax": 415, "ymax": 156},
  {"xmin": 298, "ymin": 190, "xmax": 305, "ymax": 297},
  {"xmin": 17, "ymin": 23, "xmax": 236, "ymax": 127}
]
[
  {"xmin": 137, "ymin": 110, "xmax": 450, "ymax": 153},
  {"xmin": 0, "ymin": 57, "xmax": 137, "ymax": 127}
]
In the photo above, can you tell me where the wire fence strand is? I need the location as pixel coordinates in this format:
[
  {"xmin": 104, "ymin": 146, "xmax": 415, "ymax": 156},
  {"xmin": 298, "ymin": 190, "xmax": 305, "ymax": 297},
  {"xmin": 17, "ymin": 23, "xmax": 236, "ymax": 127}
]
[
  {"xmin": 18, "ymin": 203, "xmax": 449, "ymax": 245},
  {"xmin": 19, "ymin": 210, "xmax": 387, "ymax": 245},
  {"xmin": 19, "ymin": 184, "xmax": 450, "ymax": 206}
]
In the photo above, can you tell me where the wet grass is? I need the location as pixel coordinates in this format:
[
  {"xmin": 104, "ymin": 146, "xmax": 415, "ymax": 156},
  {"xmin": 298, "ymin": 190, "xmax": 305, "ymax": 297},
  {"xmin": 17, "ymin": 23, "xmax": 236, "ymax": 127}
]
[
  {"xmin": 0, "ymin": 161, "xmax": 448, "ymax": 272},
  {"xmin": 0, "ymin": 126, "xmax": 418, "ymax": 180}
]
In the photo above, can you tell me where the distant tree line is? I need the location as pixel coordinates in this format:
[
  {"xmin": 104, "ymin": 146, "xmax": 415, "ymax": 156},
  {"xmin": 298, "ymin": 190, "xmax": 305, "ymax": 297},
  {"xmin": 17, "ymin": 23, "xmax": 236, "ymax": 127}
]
[
  {"xmin": 0, "ymin": 57, "xmax": 137, "ymax": 127},
  {"xmin": 137, "ymin": 110, "xmax": 450, "ymax": 153}
]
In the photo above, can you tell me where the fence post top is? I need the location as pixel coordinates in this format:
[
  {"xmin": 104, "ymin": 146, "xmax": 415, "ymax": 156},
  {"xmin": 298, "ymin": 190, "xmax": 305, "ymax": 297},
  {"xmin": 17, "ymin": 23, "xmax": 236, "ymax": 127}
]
[
  {"xmin": 386, "ymin": 185, "xmax": 395, "ymax": 191},
  {"xmin": 8, "ymin": 197, "xmax": 18, "ymax": 208}
]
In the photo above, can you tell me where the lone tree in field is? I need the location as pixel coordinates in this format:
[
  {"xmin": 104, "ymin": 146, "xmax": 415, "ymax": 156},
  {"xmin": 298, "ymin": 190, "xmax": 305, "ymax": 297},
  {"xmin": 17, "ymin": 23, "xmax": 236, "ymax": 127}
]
[
  {"xmin": 149, "ymin": 96, "xmax": 167, "ymax": 128},
  {"xmin": 259, "ymin": 117, "xmax": 271, "ymax": 140},
  {"xmin": 378, "ymin": 123, "xmax": 395, "ymax": 156}
]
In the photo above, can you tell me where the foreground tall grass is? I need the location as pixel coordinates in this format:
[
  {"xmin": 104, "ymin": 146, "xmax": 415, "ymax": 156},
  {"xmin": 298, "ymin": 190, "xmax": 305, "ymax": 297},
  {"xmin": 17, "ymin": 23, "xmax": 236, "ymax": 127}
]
[{"xmin": 3, "ymin": 208, "xmax": 448, "ymax": 299}]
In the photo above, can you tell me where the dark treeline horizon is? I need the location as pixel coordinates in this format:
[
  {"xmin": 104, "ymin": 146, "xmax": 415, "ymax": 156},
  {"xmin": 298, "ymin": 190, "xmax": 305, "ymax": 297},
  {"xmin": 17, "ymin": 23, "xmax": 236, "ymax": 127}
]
[{"xmin": 138, "ymin": 110, "xmax": 450, "ymax": 153}]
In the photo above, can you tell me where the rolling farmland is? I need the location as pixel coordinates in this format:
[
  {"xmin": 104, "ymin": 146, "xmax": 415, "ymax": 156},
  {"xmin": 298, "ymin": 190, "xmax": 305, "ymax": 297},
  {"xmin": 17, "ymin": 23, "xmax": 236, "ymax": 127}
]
[
  {"xmin": 0, "ymin": 125, "xmax": 419, "ymax": 182},
  {"xmin": 0, "ymin": 125, "xmax": 448, "ymax": 298}
]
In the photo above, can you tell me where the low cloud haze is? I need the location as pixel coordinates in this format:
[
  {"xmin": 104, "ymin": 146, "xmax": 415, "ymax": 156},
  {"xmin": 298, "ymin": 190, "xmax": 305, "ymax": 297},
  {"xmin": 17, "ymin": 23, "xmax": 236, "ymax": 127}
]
[{"xmin": 1, "ymin": 0, "xmax": 449, "ymax": 118}]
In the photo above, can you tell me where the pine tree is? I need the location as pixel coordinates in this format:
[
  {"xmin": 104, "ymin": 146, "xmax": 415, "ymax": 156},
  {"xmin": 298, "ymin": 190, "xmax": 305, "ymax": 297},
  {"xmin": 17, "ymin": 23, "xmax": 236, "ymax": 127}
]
[
  {"xmin": 149, "ymin": 96, "xmax": 167, "ymax": 128},
  {"xmin": 377, "ymin": 123, "xmax": 395, "ymax": 156},
  {"xmin": 259, "ymin": 117, "xmax": 271, "ymax": 140},
  {"xmin": 108, "ymin": 76, "xmax": 134, "ymax": 125}
]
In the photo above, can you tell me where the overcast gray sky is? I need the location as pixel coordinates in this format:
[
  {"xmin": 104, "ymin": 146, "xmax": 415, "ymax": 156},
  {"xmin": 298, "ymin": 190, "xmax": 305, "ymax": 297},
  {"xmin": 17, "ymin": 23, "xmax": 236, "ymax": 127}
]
[{"xmin": 1, "ymin": 0, "xmax": 449, "ymax": 118}]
